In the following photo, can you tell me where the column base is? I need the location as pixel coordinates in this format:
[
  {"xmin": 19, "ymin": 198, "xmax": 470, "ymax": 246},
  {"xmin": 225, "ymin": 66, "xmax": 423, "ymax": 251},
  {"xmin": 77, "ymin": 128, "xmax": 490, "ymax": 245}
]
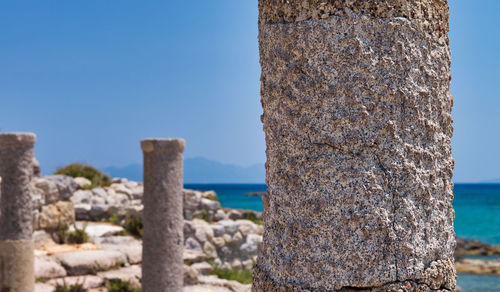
[
  {"xmin": 253, "ymin": 264, "xmax": 455, "ymax": 292},
  {"xmin": 0, "ymin": 239, "xmax": 34, "ymax": 291}
]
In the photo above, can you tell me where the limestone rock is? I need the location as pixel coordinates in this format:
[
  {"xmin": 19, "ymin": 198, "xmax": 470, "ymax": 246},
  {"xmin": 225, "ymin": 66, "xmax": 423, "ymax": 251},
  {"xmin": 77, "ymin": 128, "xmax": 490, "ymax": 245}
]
[
  {"xmin": 184, "ymin": 264, "xmax": 200, "ymax": 285},
  {"xmin": 191, "ymin": 262, "xmax": 213, "ymax": 275},
  {"xmin": 98, "ymin": 265, "xmax": 141, "ymax": 287},
  {"xmin": 35, "ymin": 283, "xmax": 54, "ymax": 292},
  {"xmin": 55, "ymin": 250, "xmax": 127, "ymax": 275},
  {"xmin": 33, "ymin": 230, "xmax": 56, "ymax": 248},
  {"xmin": 39, "ymin": 201, "xmax": 75, "ymax": 230},
  {"xmin": 74, "ymin": 177, "xmax": 92, "ymax": 189},
  {"xmin": 47, "ymin": 275, "xmax": 104, "ymax": 289},
  {"xmin": 35, "ymin": 255, "xmax": 67, "ymax": 278},
  {"xmin": 44, "ymin": 175, "xmax": 77, "ymax": 201},
  {"xmin": 71, "ymin": 190, "xmax": 92, "ymax": 204},
  {"xmin": 71, "ymin": 222, "xmax": 123, "ymax": 238}
]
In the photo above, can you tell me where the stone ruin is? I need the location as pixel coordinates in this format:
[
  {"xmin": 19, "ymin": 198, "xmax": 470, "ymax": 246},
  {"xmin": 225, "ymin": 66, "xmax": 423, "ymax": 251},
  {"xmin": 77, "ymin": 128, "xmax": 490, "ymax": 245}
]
[
  {"xmin": 0, "ymin": 133, "xmax": 36, "ymax": 291},
  {"xmin": 0, "ymin": 1, "xmax": 456, "ymax": 290},
  {"xmin": 254, "ymin": 0, "xmax": 455, "ymax": 291},
  {"xmin": 141, "ymin": 138, "xmax": 185, "ymax": 291}
]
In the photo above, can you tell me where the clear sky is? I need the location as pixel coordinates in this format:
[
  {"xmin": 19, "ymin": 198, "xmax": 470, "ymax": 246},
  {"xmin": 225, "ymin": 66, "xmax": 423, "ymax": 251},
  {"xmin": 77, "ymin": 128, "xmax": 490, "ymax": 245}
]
[{"xmin": 0, "ymin": 1, "xmax": 498, "ymax": 183}]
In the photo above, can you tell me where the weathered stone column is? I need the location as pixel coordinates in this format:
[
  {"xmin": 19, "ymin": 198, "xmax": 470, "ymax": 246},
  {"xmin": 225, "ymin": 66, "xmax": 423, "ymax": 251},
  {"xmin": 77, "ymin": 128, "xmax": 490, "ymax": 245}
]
[
  {"xmin": 141, "ymin": 138, "xmax": 185, "ymax": 292},
  {"xmin": 0, "ymin": 133, "xmax": 36, "ymax": 291},
  {"xmin": 254, "ymin": 1, "xmax": 455, "ymax": 291}
]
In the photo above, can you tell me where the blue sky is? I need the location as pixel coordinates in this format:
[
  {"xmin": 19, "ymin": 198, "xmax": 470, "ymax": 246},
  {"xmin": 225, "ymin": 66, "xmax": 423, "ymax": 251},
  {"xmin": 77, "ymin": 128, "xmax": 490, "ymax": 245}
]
[{"xmin": 0, "ymin": 1, "xmax": 498, "ymax": 183}]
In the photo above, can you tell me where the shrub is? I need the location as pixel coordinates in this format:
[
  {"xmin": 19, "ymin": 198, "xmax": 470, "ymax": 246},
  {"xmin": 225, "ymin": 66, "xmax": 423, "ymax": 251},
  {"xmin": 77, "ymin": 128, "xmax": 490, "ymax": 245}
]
[
  {"xmin": 55, "ymin": 222, "xmax": 89, "ymax": 244},
  {"xmin": 54, "ymin": 279, "xmax": 85, "ymax": 292},
  {"xmin": 244, "ymin": 212, "xmax": 263, "ymax": 225},
  {"xmin": 210, "ymin": 267, "xmax": 253, "ymax": 284},
  {"xmin": 67, "ymin": 223, "xmax": 89, "ymax": 244},
  {"xmin": 55, "ymin": 163, "xmax": 111, "ymax": 188},
  {"xmin": 109, "ymin": 213, "xmax": 120, "ymax": 225},
  {"xmin": 124, "ymin": 214, "xmax": 143, "ymax": 238},
  {"xmin": 107, "ymin": 279, "xmax": 139, "ymax": 292}
]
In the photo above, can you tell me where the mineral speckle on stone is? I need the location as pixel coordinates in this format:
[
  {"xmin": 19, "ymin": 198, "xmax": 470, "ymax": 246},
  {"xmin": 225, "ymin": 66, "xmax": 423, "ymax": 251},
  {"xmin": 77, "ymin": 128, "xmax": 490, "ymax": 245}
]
[{"xmin": 254, "ymin": 1, "xmax": 455, "ymax": 291}]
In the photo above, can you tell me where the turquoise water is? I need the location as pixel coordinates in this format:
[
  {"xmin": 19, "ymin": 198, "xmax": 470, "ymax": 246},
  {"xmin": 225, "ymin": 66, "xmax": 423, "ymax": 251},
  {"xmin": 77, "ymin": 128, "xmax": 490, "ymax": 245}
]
[
  {"xmin": 457, "ymin": 274, "xmax": 500, "ymax": 292},
  {"xmin": 453, "ymin": 184, "xmax": 500, "ymax": 245},
  {"xmin": 185, "ymin": 183, "xmax": 500, "ymax": 291}
]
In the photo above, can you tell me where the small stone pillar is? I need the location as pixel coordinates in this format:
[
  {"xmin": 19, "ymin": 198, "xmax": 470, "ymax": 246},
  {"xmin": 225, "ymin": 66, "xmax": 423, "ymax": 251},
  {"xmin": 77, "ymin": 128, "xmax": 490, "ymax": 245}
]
[
  {"xmin": 255, "ymin": 1, "xmax": 455, "ymax": 291},
  {"xmin": 141, "ymin": 138, "xmax": 185, "ymax": 292},
  {"xmin": 0, "ymin": 133, "xmax": 36, "ymax": 291}
]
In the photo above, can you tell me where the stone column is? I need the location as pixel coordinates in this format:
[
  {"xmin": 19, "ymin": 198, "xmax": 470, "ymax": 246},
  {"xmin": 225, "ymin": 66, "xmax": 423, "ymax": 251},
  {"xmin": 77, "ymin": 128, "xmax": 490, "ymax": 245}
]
[
  {"xmin": 141, "ymin": 138, "xmax": 185, "ymax": 292},
  {"xmin": 0, "ymin": 133, "xmax": 36, "ymax": 291},
  {"xmin": 254, "ymin": 1, "xmax": 455, "ymax": 291}
]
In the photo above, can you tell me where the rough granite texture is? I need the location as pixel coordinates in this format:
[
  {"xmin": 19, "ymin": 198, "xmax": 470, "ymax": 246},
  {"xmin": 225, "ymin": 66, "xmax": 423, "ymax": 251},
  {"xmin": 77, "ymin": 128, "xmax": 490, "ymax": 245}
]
[
  {"xmin": 258, "ymin": 0, "xmax": 449, "ymax": 45},
  {"xmin": 254, "ymin": 1, "xmax": 455, "ymax": 291},
  {"xmin": 141, "ymin": 138, "xmax": 185, "ymax": 292}
]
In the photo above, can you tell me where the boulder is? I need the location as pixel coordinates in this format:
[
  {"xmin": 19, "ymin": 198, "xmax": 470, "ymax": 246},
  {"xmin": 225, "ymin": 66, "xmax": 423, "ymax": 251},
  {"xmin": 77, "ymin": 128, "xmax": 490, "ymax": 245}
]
[
  {"xmin": 33, "ymin": 177, "xmax": 59, "ymax": 204},
  {"xmin": 201, "ymin": 198, "xmax": 221, "ymax": 211},
  {"xmin": 35, "ymin": 255, "xmax": 67, "ymax": 278},
  {"xmin": 33, "ymin": 230, "xmax": 56, "ymax": 248},
  {"xmin": 98, "ymin": 265, "xmax": 141, "ymax": 288},
  {"xmin": 201, "ymin": 191, "xmax": 218, "ymax": 201},
  {"xmin": 191, "ymin": 262, "xmax": 213, "ymax": 275},
  {"xmin": 203, "ymin": 241, "xmax": 218, "ymax": 258},
  {"xmin": 110, "ymin": 183, "xmax": 132, "ymax": 198},
  {"xmin": 217, "ymin": 220, "xmax": 239, "ymax": 235},
  {"xmin": 184, "ymin": 264, "xmax": 200, "ymax": 285},
  {"xmin": 74, "ymin": 204, "xmax": 92, "ymax": 220},
  {"xmin": 240, "ymin": 234, "xmax": 262, "ymax": 255},
  {"xmin": 184, "ymin": 249, "xmax": 209, "ymax": 265},
  {"xmin": 92, "ymin": 187, "xmax": 107, "ymax": 198},
  {"xmin": 71, "ymin": 222, "xmax": 124, "ymax": 238},
  {"xmin": 44, "ymin": 175, "xmax": 78, "ymax": 201},
  {"xmin": 228, "ymin": 210, "xmax": 244, "ymax": 220},
  {"xmin": 71, "ymin": 190, "xmax": 92, "ymax": 204},
  {"xmin": 184, "ymin": 190, "xmax": 202, "ymax": 210},
  {"xmin": 186, "ymin": 237, "xmax": 202, "ymax": 251},
  {"xmin": 55, "ymin": 249, "xmax": 127, "ymax": 275},
  {"xmin": 39, "ymin": 201, "xmax": 75, "ymax": 230},
  {"xmin": 74, "ymin": 177, "xmax": 92, "ymax": 189}
]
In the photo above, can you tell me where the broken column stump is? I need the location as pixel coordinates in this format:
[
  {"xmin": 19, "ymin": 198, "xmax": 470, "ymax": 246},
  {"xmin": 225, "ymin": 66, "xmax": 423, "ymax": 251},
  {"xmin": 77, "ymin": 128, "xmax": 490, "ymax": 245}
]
[
  {"xmin": 141, "ymin": 138, "xmax": 185, "ymax": 292},
  {"xmin": 0, "ymin": 133, "xmax": 36, "ymax": 291},
  {"xmin": 254, "ymin": 1, "xmax": 455, "ymax": 291}
]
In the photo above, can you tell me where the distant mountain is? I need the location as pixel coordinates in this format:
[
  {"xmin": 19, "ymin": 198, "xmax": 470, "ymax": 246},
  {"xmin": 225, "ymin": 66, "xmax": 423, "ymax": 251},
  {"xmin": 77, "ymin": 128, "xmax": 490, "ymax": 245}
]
[{"xmin": 102, "ymin": 157, "xmax": 265, "ymax": 184}]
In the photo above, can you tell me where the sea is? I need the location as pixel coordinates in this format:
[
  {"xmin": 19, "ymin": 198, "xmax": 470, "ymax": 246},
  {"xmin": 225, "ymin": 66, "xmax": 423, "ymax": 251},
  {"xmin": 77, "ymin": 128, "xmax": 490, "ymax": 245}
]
[{"xmin": 185, "ymin": 183, "xmax": 500, "ymax": 291}]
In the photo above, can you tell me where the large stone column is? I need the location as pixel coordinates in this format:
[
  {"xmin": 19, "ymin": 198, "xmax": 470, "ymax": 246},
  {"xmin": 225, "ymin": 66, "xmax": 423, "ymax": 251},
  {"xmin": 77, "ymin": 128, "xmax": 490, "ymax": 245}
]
[
  {"xmin": 0, "ymin": 133, "xmax": 36, "ymax": 291},
  {"xmin": 254, "ymin": 1, "xmax": 455, "ymax": 291},
  {"xmin": 141, "ymin": 138, "xmax": 185, "ymax": 292}
]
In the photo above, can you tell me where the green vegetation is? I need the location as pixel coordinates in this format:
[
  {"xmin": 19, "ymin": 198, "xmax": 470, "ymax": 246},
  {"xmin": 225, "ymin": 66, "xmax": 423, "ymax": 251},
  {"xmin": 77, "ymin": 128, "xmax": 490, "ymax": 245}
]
[
  {"xmin": 210, "ymin": 267, "xmax": 253, "ymax": 284},
  {"xmin": 67, "ymin": 223, "xmax": 89, "ymax": 244},
  {"xmin": 55, "ymin": 222, "xmax": 69, "ymax": 244},
  {"xmin": 107, "ymin": 279, "xmax": 139, "ymax": 292},
  {"xmin": 55, "ymin": 163, "xmax": 111, "ymax": 188},
  {"xmin": 109, "ymin": 213, "xmax": 120, "ymax": 225},
  {"xmin": 35, "ymin": 277, "xmax": 48, "ymax": 283},
  {"xmin": 194, "ymin": 209, "xmax": 210, "ymax": 221},
  {"xmin": 55, "ymin": 223, "xmax": 89, "ymax": 244},
  {"xmin": 54, "ymin": 279, "xmax": 85, "ymax": 292},
  {"xmin": 124, "ymin": 214, "xmax": 143, "ymax": 238},
  {"xmin": 244, "ymin": 212, "xmax": 263, "ymax": 225}
]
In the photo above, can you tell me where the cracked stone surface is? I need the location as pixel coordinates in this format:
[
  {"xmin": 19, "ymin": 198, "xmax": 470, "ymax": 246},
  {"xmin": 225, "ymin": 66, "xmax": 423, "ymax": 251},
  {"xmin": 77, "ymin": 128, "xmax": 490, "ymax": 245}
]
[{"xmin": 254, "ymin": 1, "xmax": 455, "ymax": 291}]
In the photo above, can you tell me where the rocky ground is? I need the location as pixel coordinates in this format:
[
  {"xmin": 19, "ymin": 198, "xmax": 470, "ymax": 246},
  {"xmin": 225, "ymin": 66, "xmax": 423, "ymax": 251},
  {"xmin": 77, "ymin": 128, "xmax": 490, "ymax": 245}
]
[{"xmin": 29, "ymin": 174, "xmax": 500, "ymax": 291}]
